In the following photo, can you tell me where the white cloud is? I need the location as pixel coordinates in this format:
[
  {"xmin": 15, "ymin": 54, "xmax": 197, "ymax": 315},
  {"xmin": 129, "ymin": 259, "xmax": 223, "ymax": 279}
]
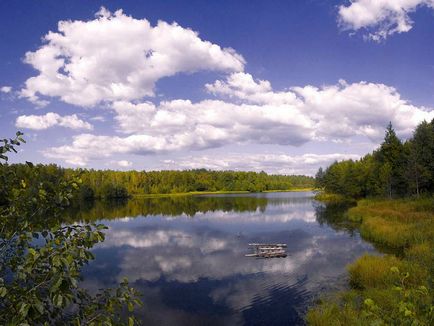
[
  {"xmin": 209, "ymin": 74, "xmax": 434, "ymax": 140},
  {"xmin": 205, "ymin": 72, "xmax": 298, "ymax": 105},
  {"xmin": 115, "ymin": 160, "xmax": 132, "ymax": 168},
  {"xmin": 20, "ymin": 7, "xmax": 245, "ymax": 107},
  {"xmin": 160, "ymin": 153, "xmax": 336, "ymax": 176},
  {"xmin": 90, "ymin": 116, "xmax": 106, "ymax": 122},
  {"xmin": 111, "ymin": 97, "xmax": 313, "ymax": 145},
  {"xmin": 43, "ymin": 73, "xmax": 434, "ymax": 166},
  {"xmin": 44, "ymin": 133, "xmax": 170, "ymax": 166},
  {"xmin": 161, "ymin": 153, "xmax": 361, "ymax": 175},
  {"xmin": 338, "ymin": 0, "xmax": 434, "ymax": 41},
  {"xmin": 0, "ymin": 86, "xmax": 12, "ymax": 93},
  {"xmin": 15, "ymin": 112, "xmax": 93, "ymax": 130}
]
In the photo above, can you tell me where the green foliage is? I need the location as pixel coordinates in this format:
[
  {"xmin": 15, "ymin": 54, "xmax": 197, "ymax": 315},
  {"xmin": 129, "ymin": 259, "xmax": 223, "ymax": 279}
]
[
  {"xmin": 308, "ymin": 267, "xmax": 433, "ymax": 326},
  {"xmin": 2, "ymin": 165, "xmax": 314, "ymax": 199},
  {"xmin": 314, "ymin": 192, "xmax": 356, "ymax": 204},
  {"xmin": 347, "ymin": 198, "xmax": 434, "ymax": 250},
  {"xmin": 310, "ymin": 123, "xmax": 434, "ymax": 326},
  {"xmin": 315, "ymin": 120, "xmax": 434, "ymax": 198},
  {"xmin": 101, "ymin": 183, "xmax": 129, "ymax": 199},
  {"xmin": 0, "ymin": 133, "xmax": 142, "ymax": 325},
  {"xmin": 75, "ymin": 168, "xmax": 314, "ymax": 197},
  {"xmin": 308, "ymin": 198, "xmax": 434, "ymax": 325}
]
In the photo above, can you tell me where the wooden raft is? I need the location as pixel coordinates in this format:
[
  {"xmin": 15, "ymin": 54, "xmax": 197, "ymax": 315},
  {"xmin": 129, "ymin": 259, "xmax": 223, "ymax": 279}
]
[{"xmin": 245, "ymin": 243, "xmax": 287, "ymax": 258}]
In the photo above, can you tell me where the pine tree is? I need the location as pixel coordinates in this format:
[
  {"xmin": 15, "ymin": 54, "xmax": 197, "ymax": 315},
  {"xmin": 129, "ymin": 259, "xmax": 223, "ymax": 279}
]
[{"xmin": 377, "ymin": 122, "xmax": 407, "ymax": 197}]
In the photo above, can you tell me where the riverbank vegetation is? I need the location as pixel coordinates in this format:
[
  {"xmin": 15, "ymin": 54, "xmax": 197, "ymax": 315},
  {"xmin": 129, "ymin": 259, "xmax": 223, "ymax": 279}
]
[
  {"xmin": 313, "ymin": 192, "xmax": 356, "ymax": 205},
  {"xmin": 308, "ymin": 198, "xmax": 433, "ymax": 325},
  {"xmin": 1, "ymin": 163, "xmax": 314, "ymax": 200},
  {"xmin": 309, "ymin": 121, "xmax": 434, "ymax": 325}
]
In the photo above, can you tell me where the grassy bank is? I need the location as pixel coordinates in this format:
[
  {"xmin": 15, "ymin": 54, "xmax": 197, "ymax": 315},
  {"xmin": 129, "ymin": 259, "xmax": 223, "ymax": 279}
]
[
  {"xmin": 133, "ymin": 188, "xmax": 314, "ymax": 198},
  {"xmin": 313, "ymin": 191, "xmax": 356, "ymax": 204},
  {"xmin": 264, "ymin": 188, "xmax": 314, "ymax": 193},
  {"xmin": 308, "ymin": 197, "xmax": 434, "ymax": 325}
]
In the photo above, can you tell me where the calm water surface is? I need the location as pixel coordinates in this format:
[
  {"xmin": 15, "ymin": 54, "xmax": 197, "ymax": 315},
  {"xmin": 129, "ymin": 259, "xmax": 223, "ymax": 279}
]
[{"xmin": 75, "ymin": 192, "xmax": 375, "ymax": 325}]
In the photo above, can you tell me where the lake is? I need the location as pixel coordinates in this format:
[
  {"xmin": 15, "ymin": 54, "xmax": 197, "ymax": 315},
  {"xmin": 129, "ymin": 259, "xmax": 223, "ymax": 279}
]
[{"xmin": 74, "ymin": 191, "xmax": 375, "ymax": 325}]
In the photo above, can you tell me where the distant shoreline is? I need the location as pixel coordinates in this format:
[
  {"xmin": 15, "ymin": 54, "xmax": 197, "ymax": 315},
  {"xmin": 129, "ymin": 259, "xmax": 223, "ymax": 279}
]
[{"xmin": 132, "ymin": 188, "xmax": 315, "ymax": 198}]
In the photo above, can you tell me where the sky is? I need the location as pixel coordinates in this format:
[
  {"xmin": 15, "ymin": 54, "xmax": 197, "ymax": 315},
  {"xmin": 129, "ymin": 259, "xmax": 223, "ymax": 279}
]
[{"xmin": 1, "ymin": 0, "xmax": 434, "ymax": 175}]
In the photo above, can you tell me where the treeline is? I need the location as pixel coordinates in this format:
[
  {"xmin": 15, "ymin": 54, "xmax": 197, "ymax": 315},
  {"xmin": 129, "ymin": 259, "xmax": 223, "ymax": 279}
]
[
  {"xmin": 315, "ymin": 120, "xmax": 434, "ymax": 198},
  {"xmin": 77, "ymin": 169, "xmax": 313, "ymax": 198},
  {"xmin": 1, "ymin": 164, "xmax": 314, "ymax": 199}
]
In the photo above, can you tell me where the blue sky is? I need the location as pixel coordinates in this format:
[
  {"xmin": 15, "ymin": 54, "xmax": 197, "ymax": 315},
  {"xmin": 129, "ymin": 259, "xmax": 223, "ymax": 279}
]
[{"xmin": 1, "ymin": 0, "xmax": 434, "ymax": 174}]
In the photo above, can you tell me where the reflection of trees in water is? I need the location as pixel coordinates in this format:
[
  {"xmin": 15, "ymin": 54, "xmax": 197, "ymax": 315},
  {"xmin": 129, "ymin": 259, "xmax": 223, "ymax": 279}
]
[
  {"xmin": 314, "ymin": 201, "xmax": 402, "ymax": 255},
  {"xmin": 67, "ymin": 195, "xmax": 274, "ymax": 222},
  {"xmin": 314, "ymin": 201, "xmax": 358, "ymax": 234}
]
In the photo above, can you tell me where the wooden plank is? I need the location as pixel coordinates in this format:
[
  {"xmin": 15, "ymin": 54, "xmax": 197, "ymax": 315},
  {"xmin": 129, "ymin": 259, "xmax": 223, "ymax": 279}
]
[{"xmin": 248, "ymin": 243, "xmax": 287, "ymax": 247}]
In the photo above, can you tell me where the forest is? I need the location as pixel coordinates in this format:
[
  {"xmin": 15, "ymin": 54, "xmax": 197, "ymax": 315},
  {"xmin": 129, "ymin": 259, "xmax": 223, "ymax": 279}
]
[
  {"xmin": 315, "ymin": 120, "xmax": 434, "ymax": 198},
  {"xmin": 309, "ymin": 121, "xmax": 434, "ymax": 326},
  {"xmin": 0, "ymin": 164, "xmax": 314, "ymax": 200}
]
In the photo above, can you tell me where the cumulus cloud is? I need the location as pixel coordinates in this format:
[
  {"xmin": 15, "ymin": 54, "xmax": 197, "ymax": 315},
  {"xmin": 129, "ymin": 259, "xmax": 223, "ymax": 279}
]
[
  {"xmin": 20, "ymin": 7, "xmax": 245, "ymax": 107},
  {"xmin": 161, "ymin": 153, "xmax": 361, "ymax": 175},
  {"xmin": 90, "ymin": 116, "xmax": 106, "ymax": 122},
  {"xmin": 114, "ymin": 160, "xmax": 132, "ymax": 168},
  {"xmin": 207, "ymin": 73, "xmax": 433, "ymax": 140},
  {"xmin": 338, "ymin": 0, "xmax": 434, "ymax": 41},
  {"xmin": 205, "ymin": 72, "xmax": 298, "ymax": 105},
  {"xmin": 0, "ymin": 86, "xmax": 12, "ymax": 93},
  {"xmin": 16, "ymin": 112, "xmax": 93, "ymax": 130},
  {"xmin": 43, "ymin": 73, "xmax": 434, "ymax": 166}
]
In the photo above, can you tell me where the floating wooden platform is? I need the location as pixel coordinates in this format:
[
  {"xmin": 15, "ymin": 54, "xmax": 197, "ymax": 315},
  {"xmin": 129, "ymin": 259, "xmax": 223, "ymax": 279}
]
[
  {"xmin": 248, "ymin": 243, "xmax": 287, "ymax": 247},
  {"xmin": 246, "ymin": 243, "xmax": 287, "ymax": 258}
]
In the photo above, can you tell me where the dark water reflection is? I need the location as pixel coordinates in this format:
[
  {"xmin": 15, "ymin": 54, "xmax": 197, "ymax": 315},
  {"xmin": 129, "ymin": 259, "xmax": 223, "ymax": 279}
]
[{"xmin": 77, "ymin": 192, "xmax": 374, "ymax": 326}]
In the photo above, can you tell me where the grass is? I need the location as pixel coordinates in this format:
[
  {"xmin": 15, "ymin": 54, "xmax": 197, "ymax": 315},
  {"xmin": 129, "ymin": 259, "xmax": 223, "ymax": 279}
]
[
  {"xmin": 264, "ymin": 187, "xmax": 314, "ymax": 193},
  {"xmin": 307, "ymin": 196, "xmax": 434, "ymax": 325},
  {"xmin": 348, "ymin": 198, "xmax": 434, "ymax": 250},
  {"xmin": 314, "ymin": 192, "xmax": 357, "ymax": 204}
]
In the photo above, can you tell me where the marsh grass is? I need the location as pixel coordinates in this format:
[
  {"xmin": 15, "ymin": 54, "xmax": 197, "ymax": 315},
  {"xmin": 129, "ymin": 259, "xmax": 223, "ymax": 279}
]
[
  {"xmin": 314, "ymin": 192, "xmax": 356, "ymax": 204},
  {"xmin": 307, "ymin": 197, "xmax": 434, "ymax": 325},
  {"xmin": 348, "ymin": 198, "xmax": 434, "ymax": 250}
]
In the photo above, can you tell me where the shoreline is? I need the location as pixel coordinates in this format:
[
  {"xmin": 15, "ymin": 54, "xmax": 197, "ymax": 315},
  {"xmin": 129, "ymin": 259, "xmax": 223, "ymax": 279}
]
[
  {"xmin": 308, "ymin": 194, "xmax": 433, "ymax": 325},
  {"xmin": 131, "ymin": 188, "xmax": 315, "ymax": 198}
]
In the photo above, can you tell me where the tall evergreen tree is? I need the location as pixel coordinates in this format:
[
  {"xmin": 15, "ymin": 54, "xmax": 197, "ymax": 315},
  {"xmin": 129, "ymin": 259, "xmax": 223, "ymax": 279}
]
[
  {"xmin": 316, "ymin": 121, "xmax": 434, "ymax": 199},
  {"xmin": 410, "ymin": 120, "xmax": 434, "ymax": 193},
  {"xmin": 377, "ymin": 122, "xmax": 407, "ymax": 197}
]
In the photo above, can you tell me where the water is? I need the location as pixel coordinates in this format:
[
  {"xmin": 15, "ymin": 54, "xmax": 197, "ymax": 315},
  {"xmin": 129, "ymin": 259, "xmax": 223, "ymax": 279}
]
[{"xmin": 75, "ymin": 192, "xmax": 375, "ymax": 325}]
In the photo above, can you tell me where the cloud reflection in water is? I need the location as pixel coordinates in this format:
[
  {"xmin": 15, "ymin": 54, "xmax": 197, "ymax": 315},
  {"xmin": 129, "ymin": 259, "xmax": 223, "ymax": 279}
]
[{"xmin": 81, "ymin": 192, "xmax": 374, "ymax": 325}]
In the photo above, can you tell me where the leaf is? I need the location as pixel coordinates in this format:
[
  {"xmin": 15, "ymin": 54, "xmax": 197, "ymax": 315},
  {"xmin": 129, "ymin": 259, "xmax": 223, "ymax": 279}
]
[
  {"xmin": 0, "ymin": 287, "xmax": 7, "ymax": 297},
  {"xmin": 128, "ymin": 317, "xmax": 134, "ymax": 326},
  {"xmin": 53, "ymin": 294, "xmax": 63, "ymax": 307},
  {"xmin": 33, "ymin": 301, "xmax": 44, "ymax": 315},
  {"xmin": 18, "ymin": 303, "xmax": 30, "ymax": 318},
  {"xmin": 50, "ymin": 276, "xmax": 63, "ymax": 293}
]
